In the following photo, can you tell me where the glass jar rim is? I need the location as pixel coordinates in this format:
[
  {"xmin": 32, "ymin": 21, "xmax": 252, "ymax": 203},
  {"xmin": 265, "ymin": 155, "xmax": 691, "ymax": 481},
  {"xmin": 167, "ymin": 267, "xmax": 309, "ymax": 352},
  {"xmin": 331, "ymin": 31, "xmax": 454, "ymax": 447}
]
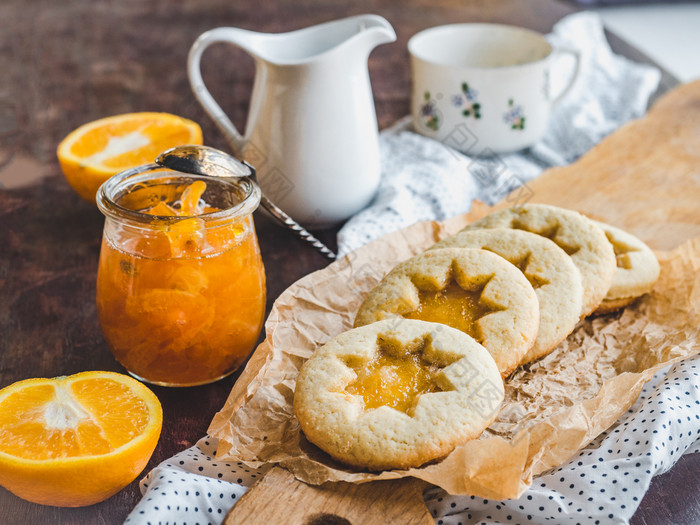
[{"xmin": 96, "ymin": 163, "xmax": 261, "ymax": 225}]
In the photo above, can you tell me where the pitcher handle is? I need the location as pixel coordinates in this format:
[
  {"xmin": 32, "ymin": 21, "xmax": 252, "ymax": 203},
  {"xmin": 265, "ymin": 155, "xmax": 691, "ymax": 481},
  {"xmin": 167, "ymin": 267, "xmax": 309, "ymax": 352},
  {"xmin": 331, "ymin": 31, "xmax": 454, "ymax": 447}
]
[
  {"xmin": 188, "ymin": 28, "xmax": 256, "ymax": 152},
  {"xmin": 550, "ymin": 46, "xmax": 581, "ymax": 106}
]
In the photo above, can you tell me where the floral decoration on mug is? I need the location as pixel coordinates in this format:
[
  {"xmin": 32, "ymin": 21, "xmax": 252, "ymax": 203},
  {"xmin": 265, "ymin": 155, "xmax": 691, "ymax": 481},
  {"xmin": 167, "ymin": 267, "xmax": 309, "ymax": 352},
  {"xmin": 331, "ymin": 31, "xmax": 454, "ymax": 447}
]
[
  {"xmin": 503, "ymin": 98, "xmax": 526, "ymax": 130},
  {"xmin": 420, "ymin": 91, "xmax": 441, "ymax": 131},
  {"xmin": 452, "ymin": 82, "xmax": 481, "ymax": 119}
]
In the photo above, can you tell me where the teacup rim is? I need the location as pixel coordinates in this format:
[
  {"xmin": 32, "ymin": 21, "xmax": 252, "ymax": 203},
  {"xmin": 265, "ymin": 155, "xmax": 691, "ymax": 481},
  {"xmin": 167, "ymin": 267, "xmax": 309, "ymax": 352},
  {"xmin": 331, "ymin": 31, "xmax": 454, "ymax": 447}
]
[{"xmin": 408, "ymin": 22, "xmax": 553, "ymax": 71}]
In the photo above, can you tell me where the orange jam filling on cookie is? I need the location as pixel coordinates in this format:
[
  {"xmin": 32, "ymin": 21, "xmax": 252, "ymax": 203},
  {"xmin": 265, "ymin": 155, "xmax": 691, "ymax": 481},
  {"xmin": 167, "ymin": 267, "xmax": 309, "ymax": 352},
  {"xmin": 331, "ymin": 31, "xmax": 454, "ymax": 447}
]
[
  {"xmin": 404, "ymin": 281, "xmax": 500, "ymax": 341},
  {"xmin": 345, "ymin": 350, "xmax": 442, "ymax": 414}
]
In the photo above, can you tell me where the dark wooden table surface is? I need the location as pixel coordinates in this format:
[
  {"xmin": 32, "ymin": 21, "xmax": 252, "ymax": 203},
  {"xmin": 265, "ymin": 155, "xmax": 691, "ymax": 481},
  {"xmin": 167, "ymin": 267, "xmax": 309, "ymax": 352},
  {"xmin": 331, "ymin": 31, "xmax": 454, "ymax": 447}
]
[{"xmin": 0, "ymin": 0, "xmax": 695, "ymax": 523}]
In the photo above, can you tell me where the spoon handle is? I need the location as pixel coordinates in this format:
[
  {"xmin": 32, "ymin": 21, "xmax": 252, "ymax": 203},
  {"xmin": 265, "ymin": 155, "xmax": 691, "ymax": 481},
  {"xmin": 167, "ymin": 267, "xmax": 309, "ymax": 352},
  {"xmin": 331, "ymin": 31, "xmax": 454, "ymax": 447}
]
[
  {"xmin": 259, "ymin": 195, "xmax": 337, "ymax": 260},
  {"xmin": 154, "ymin": 145, "xmax": 337, "ymax": 260}
]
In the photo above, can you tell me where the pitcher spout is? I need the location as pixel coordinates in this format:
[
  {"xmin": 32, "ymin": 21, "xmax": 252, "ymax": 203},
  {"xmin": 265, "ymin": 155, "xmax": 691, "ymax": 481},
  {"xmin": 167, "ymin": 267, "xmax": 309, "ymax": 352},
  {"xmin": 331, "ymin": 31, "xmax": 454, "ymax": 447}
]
[
  {"xmin": 347, "ymin": 14, "xmax": 397, "ymax": 54},
  {"xmin": 236, "ymin": 14, "xmax": 396, "ymax": 65}
]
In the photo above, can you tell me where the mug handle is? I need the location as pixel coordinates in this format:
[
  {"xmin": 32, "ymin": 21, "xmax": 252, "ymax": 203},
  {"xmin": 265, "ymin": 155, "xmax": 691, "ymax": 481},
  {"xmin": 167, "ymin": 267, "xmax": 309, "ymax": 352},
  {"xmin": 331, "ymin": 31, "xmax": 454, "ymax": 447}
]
[
  {"xmin": 188, "ymin": 28, "xmax": 256, "ymax": 153},
  {"xmin": 550, "ymin": 47, "xmax": 581, "ymax": 106}
]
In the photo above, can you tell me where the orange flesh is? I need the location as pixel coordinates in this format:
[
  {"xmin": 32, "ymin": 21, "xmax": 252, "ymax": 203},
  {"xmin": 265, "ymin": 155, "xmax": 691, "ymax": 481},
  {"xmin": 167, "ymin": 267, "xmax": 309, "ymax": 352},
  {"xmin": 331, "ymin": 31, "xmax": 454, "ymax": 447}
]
[
  {"xmin": 404, "ymin": 281, "xmax": 494, "ymax": 341},
  {"xmin": 69, "ymin": 117, "xmax": 198, "ymax": 170},
  {"xmin": 96, "ymin": 182, "xmax": 266, "ymax": 385},
  {"xmin": 345, "ymin": 351, "xmax": 442, "ymax": 414},
  {"xmin": 0, "ymin": 378, "xmax": 149, "ymax": 460}
]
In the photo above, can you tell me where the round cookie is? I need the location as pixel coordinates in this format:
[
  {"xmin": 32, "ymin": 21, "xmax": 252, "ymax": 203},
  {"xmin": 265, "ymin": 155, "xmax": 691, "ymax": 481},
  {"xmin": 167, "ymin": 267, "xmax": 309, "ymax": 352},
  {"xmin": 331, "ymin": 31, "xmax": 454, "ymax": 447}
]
[
  {"xmin": 591, "ymin": 220, "xmax": 660, "ymax": 314},
  {"xmin": 354, "ymin": 248, "xmax": 540, "ymax": 377},
  {"xmin": 431, "ymin": 228, "xmax": 583, "ymax": 364},
  {"xmin": 294, "ymin": 318, "xmax": 504, "ymax": 470},
  {"xmin": 464, "ymin": 204, "xmax": 616, "ymax": 317}
]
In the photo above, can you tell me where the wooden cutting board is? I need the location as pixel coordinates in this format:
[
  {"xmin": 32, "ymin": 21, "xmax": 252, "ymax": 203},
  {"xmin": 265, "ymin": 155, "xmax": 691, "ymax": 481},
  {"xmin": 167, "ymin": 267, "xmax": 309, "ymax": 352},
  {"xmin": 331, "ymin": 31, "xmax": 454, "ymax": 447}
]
[{"xmin": 225, "ymin": 80, "xmax": 700, "ymax": 524}]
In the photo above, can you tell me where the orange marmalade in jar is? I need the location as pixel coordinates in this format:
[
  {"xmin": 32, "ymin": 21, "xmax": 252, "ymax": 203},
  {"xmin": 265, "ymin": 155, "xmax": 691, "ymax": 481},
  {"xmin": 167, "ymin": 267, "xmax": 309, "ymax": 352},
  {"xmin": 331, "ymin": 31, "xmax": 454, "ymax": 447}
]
[{"xmin": 96, "ymin": 165, "xmax": 265, "ymax": 386}]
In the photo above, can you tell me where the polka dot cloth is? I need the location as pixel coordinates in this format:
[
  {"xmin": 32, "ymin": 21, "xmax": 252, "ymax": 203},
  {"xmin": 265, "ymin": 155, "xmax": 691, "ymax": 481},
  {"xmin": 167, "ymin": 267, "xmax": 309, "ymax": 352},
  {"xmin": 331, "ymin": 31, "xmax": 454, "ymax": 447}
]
[
  {"xmin": 126, "ymin": 438, "xmax": 267, "ymax": 524},
  {"xmin": 424, "ymin": 356, "xmax": 700, "ymax": 525},
  {"xmin": 126, "ymin": 356, "xmax": 698, "ymax": 525},
  {"xmin": 336, "ymin": 12, "xmax": 660, "ymax": 257}
]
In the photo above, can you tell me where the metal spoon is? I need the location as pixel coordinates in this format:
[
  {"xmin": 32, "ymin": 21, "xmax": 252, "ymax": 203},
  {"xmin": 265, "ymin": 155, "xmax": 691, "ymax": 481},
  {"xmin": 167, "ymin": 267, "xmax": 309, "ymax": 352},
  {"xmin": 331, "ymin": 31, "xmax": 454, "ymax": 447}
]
[{"xmin": 156, "ymin": 145, "xmax": 336, "ymax": 260}]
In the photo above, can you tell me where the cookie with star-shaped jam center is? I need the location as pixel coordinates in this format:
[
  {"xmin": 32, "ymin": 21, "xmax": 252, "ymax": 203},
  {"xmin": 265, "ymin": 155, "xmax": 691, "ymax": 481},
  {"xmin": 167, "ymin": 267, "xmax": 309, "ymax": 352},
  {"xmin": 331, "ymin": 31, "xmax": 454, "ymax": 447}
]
[
  {"xmin": 431, "ymin": 228, "xmax": 582, "ymax": 364},
  {"xmin": 354, "ymin": 248, "xmax": 539, "ymax": 377},
  {"xmin": 294, "ymin": 318, "xmax": 504, "ymax": 470}
]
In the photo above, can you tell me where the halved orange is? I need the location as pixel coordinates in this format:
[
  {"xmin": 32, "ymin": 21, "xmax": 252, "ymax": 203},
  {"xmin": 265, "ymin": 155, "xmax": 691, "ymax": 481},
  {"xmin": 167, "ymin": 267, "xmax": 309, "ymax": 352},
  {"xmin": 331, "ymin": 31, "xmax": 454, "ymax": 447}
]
[
  {"xmin": 0, "ymin": 371, "xmax": 162, "ymax": 507},
  {"xmin": 57, "ymin": 112, "xmax": 203, "ymax": 203}
]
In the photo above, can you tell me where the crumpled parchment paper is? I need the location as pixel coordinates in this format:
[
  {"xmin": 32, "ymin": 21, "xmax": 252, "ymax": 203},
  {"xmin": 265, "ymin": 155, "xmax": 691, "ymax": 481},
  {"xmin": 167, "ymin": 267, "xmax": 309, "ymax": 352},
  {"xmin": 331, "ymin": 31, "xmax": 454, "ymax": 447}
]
[{"xmin": 207, "ymin": 206, "xmax": 700, "ymax": 499}]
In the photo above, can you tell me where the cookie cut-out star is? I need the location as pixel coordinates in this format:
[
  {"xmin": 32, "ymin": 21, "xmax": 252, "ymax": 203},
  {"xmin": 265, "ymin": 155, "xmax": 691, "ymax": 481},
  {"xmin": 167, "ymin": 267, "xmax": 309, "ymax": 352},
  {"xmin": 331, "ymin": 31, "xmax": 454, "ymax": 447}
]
[
  {"xmin": 404, "ymin": 274, "xmax": 508, "ymax": 343},
  {"xmin": 604, "ymin": 232, "xmax": 640, "ymax": 269},
  {"xmin": 342, "ymin": 334, "xmax": 454, "ymax": 416},
  {"xmin": 512, "ymin": 221, "xmax": 581, "ymax": 256},
  {"xmin": 505, "ymin": 252, "xmax": 551, "ymax": 289}
]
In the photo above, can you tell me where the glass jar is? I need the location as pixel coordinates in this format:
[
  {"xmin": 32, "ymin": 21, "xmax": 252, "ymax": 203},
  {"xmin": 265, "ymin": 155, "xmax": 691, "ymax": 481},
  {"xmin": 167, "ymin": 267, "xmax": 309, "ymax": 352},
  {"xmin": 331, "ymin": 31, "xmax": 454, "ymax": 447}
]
[{"xmin": 96, "ymin": 164, "xmax": 265, "ymax": 386}]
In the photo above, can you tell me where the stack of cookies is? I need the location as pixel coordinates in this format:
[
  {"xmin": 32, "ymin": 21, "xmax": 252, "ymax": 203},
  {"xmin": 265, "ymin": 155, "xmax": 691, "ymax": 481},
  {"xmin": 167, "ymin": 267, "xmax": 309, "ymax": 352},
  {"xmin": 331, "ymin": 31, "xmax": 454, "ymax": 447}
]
[{"xmin": 294, "ymin": 204, "xmax": 660, "ymax": 471}]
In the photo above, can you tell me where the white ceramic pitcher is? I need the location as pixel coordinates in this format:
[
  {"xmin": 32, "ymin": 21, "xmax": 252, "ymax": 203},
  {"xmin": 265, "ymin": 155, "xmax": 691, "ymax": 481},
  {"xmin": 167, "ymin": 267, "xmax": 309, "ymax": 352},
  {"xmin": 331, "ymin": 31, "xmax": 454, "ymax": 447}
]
[{"xmin": 188, "ymin": 15, "xmax": 396, "ymax": 228}]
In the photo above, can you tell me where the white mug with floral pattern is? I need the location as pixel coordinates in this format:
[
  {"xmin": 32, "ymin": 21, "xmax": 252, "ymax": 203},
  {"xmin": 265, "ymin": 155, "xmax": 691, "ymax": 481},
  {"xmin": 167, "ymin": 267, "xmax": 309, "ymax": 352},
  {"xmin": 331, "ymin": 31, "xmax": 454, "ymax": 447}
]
[{"xmin": 409, "ymin": 23, "xmax": 580, "ymax": 154}]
